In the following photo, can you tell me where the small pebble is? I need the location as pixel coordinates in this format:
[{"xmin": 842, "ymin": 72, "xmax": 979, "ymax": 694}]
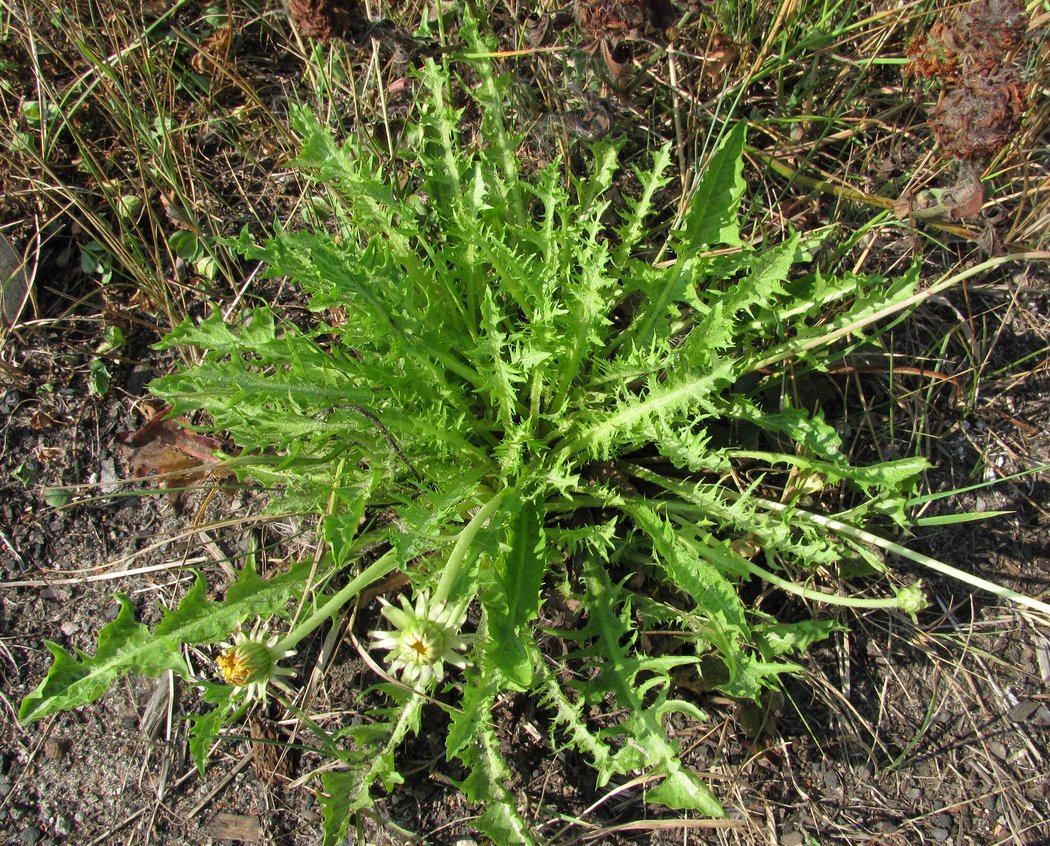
[
  {"xmin": 1007, "ymin": 700, "xmax": 1039, "ymax": 722},
  {"xmin": 931, "ymin": 826, "xmax": 950, "ymax": 843},
  {"xmin": 54, "ymin": 816, "xmax": 73, "ymax": 837},
  {"xmin": 823, "ymin": 769, "xmax": 840, "ymax": 790},
  {"xmin": 781, "ymin": 832, "xmax": 805, "ymax": 846},
  {"xmin": 18, "ymin": 828, "xmax": 41, "ymax": 845},
  {"xmin": 99, "ymin": 457, "xmax": 120, "ymax": 495},
  {"xmin": 43, "ymin": 739, "xmax": 71, "ymax": 761},
  {"xmin": 987, "ymin": 740, "xmax": 1008, "ymax": 760}
]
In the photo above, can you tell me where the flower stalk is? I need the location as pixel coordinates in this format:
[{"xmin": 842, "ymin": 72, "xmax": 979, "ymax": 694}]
[
  {"xmin": 276, "ymin": 549, "xmax": 400, "ymax": 654},
  {"xmin": 369, "ymin": 490, "xmax": 507, "ymax": 687},
  {"xmin": 434, "ymin": 490, "xmax": 506, "ymax": 605}
]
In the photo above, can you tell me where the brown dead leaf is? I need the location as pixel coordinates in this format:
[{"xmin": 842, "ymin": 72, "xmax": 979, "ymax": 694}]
[
  {"xmin": 120, "ymin": 403, "xmax": 221, "ymax": 458},
  {"xmin": 123, "ymin": 439, "xmax": 204, "ymax": 482},
  {"xmin": 577, "ymin": 0, "xmax": 648, "ymax": 39},
  {"xmin": 250, "ymin": 717, "xmax": 293, "ymax": 782},
  {"xmin": 701, "ymin": 32, "xmax": 741, "ymax": 88},
  {"xmin": 34, "ymin": 446, "xmax": 63, "ymax": 463},
  {"xmin": 159, "ymin": 192, "xmax": 193, "ymax": 230},
  {"xmin": 978, "ymin": 220, "xmax": 1004, "ymax": 255},
  {"xmin": 385, "ymin": 76, "xmax": 412, "ymax": 98},
  {"xmin": 117, "ymin": 404, "xmax": 234, "ymax": 494},
  {"xmin": 947, "ymin": 160, "xmax": 985, "ymax": 220},
  {"xmin": 190, "ymin": 25, "xmax": 233, "ymax": 76},
  {"xmin": 287, "ymin": 0, "xmax": 364, "ymax": 41},
  {"xmin": 43, "ymin": 738, "xmax": 72, "ymax": 761},
  {"xmin": 30, "ymin": 410, "xmax": 60, "ymax": 430},
  {"xmin": 600, "ymin": 39, "xmax": 631, "ymax": 82}
]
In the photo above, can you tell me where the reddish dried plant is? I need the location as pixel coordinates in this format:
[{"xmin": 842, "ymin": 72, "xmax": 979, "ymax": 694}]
[
  {"xmin": 956, "ymin": 0, "xmax": 1027, "ymax": 62},
  {"xmin": 906, "ymin": 23, "xmax": 960, "ymax": 81},
  {"xmin": 907, "ymin": 0, "xmax": 1027, "ymax": 79},
  {"xmin": 907, "ymin": 0, "xmax": 1029, "ymax": 161},
  {"xmin": 286, "ymin": 0, "xmax": 363, "ymax": 42},
  {"xmin": 576, "ymin": 0, "xmax": 649, "ymax": 40},
  {"xmin": 931, "ymin": 72, "xmax": 1027, "ymax": 160}
]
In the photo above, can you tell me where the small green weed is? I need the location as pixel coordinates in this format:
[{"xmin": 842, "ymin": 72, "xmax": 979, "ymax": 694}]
[{"xmin": 24, "ymin": 14, "xmax": 1035, "ymax": 844}]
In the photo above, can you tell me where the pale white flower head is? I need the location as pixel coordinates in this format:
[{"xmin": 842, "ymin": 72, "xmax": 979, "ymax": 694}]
[
  {"xmin": 216, "ymin": 627, "xmax": 296, "ymax": 703},
  {"xmin": 369, "ymin": 591, "xmax": 472, "ymax": 688}
]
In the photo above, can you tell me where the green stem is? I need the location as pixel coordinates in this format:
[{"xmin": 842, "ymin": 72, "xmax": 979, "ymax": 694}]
[
  {"xmin": 749, "ymin": 251, "xmax": 1050, "ymax": 373},
  {"xmin": 276, "ymin": 550, "xmax": 399, "ymax": 653},
  {"xmin": 754, "ymin": 497, "xmax": 1050, "ymax": 617},
  {"xmin": 433, "ymin": 490, "xmax": 507, "ymax": 605},
  {"xmin": 736, "ymin": 556, "xmax": 909, "ymax": 610},
  {"xmin": 623, "ymin": 461, "xmax": 1050, "ymax": 617}
]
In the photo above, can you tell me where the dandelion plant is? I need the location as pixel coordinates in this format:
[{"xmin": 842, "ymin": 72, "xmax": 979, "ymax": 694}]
[{"xmin": 21, "ymin": 14, "xmax": 952, "ymax": 844}]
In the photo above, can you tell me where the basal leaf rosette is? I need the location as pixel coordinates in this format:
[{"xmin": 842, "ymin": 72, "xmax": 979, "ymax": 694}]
[{"xmin": 370, "ymin": 591, "xmax": 473, "ymax": 688}]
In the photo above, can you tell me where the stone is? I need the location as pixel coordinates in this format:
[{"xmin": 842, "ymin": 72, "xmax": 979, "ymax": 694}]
[{"xmin": 1007, "ymin": 700, "xmax": 1039, "ymax": 722}]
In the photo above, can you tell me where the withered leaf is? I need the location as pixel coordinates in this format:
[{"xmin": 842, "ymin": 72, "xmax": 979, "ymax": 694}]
[
  {"xmin": 190, "ymin": 25, "xmax": 234, "ymax": 77},
  {"xmin": 30, "ymin": 410, "xmax": 61, "ymax": 431},
  {"xmin": 948, "ymin": 164, "xmax": 984, "ymax": 220},
  {"xmin": 118, "ymin": 403, "xmax": 234, "ymax": 491}
]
